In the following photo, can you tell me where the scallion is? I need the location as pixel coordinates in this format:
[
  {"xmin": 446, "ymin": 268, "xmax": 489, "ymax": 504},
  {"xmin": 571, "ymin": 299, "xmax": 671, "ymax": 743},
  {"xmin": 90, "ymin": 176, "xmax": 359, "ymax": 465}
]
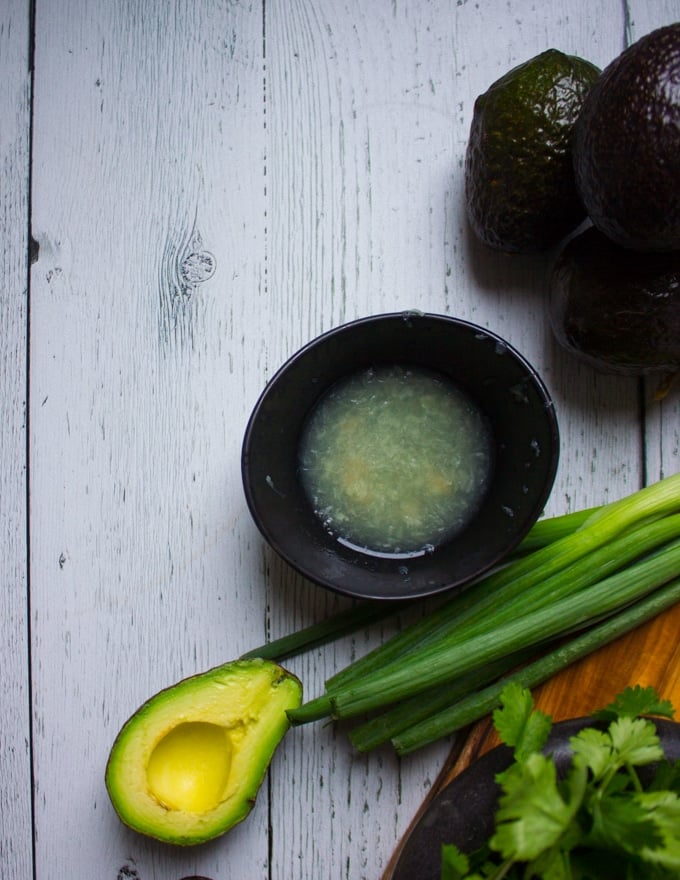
[
  {"xmin": 392, "ymin": 576, "xmax": 680, "ymax": 755},
  {"xmin": 316, "ymin": 537, "xmax": 680, "ymax": 722},
  {"xmin": 326, "ymin": 511, "xmax": 680, "ymax": 696},
  {"xmin": 289, "ymin": 476, "xmax": 680, "ymax": 736},
  {"xmin": 239, "ymin": 599, "xmax": 401, "ymax": 662}
]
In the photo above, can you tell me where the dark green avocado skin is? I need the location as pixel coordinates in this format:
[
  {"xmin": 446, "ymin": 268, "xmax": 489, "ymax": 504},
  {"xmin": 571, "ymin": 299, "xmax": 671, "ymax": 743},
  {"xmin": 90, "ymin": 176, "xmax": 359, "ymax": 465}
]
[
  {"xmin": 550, "ymin": 226, "xmax": 680, "ymax": 375},
  {"xmin": 573, "ymin": 23, "xmax": 680, "ymax": 253},
  {"xmin": 465, "ymin": 49, "xmax": 600, "ymax": 253}
]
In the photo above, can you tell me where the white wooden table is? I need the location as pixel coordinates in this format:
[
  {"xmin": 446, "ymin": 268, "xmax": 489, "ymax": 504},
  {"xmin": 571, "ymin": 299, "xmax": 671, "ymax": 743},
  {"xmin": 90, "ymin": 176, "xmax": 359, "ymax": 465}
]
[{"xmin": 3, "ymin": 2, "xmax": 679, "ymax": 878}]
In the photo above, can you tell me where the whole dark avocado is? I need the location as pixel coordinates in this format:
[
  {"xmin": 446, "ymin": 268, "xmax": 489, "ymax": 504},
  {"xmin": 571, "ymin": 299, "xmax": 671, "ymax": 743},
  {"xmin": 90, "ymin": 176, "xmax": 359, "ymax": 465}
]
[
  {"xmin": 549, "ymin": 225, "xmax": 680, "ymax": 377},
  {"xmin": 573, "ymin": 23, "xmax": 680, "ymax": 252},
  {"xmin": 464, "ymin": 49, "xmax": 600, "ymax": 253}
]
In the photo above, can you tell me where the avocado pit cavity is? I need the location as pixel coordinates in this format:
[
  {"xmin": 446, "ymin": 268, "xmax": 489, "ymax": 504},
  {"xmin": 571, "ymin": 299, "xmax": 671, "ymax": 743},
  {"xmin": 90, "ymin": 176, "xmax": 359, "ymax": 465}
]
[{"xmin": 147, "ymin": 722, "xmax": 233, "ymax": 813}]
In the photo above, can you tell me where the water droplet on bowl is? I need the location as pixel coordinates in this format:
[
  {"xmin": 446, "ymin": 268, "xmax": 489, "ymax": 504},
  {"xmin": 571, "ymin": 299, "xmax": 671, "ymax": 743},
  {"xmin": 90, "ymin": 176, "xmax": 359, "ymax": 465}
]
[
  {"xmin": 509, "ymin": 381, "xmax": 530, "ymax": 404},
  {"xmin": 265, "ymin": 475, "xmax": 286, "ymax": 497}
]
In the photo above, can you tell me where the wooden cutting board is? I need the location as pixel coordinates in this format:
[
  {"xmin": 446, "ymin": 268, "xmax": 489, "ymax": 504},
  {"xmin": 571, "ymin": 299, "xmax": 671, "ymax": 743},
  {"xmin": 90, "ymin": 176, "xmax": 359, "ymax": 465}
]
[{"xmin": 381, "ymin": 600, "xmax": 680, "ymax": 880}]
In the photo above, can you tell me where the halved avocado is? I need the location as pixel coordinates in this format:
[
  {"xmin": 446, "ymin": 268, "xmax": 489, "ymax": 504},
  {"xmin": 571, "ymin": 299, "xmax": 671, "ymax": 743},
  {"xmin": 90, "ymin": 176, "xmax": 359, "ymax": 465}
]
[{"xmin": 105, "ymin": 658, "xmax": 302, "ymax": 845}]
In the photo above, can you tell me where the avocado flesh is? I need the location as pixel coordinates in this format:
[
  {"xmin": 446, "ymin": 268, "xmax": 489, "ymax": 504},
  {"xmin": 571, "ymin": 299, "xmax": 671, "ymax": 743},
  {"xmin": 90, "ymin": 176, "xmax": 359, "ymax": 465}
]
[
  {"xmin": 105, "ymin": 658, "xmax": 303, "ymax": 845},
  {"xmin": 549, "ymin": 226, "xmax": 680, "ymax": 375},
  {"xmin": 465, "ymin": 49, "xmax": 600, "ymax": 253},
  {"xmin": 573, "ymin": 23, "xmax": 680, "ymax": 252}
]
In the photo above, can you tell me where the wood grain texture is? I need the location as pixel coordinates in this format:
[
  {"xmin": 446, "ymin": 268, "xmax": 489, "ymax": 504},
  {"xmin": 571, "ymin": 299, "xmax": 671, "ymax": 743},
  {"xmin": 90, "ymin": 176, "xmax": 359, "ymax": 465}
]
[
  {"xmin": 3, "ymin": 0, "xmax": 678, "ymax": 878},
  {"xmin": 0, "ymin": 2, "xmax": 32, "ymax": 877},
  {"xmin": 29, "ymin": 2, "xmax": 268, "ymax": 877}
]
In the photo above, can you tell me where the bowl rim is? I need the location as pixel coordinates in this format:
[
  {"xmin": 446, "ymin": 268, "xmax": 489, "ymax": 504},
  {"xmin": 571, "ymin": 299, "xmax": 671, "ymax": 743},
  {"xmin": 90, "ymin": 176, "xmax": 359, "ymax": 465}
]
[{"xmin": 241, "ymin": 310, "xmax": 560, "ymax": 600}]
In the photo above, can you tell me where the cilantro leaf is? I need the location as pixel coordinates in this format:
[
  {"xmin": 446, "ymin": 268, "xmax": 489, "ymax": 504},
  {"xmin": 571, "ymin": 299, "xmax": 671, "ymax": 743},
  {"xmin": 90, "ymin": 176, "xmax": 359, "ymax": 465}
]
[
  {"xmin": 491, "ymin": 752, "xmax": 580, "ymax": 861},
  {"xmin": 444, "ymin": 686, "xmax": 680, "ymax": 880},
  {"xmin": 440, "ymin": 843, "xmax": 470, "ymax": 880},
  {"xmin": 588, "ymin": 792, "xmax": 664, "ymax": 854},
  {"xmin": 592, "ymin": 685, "xmax": 675, "ymax": 723},
  {"xmin": 526, "ymin": 845, "xmax": 573, "ymax": 880},
  {"xmin": 493, "ymin": 682, "xmax": 552, "ymax": 760},
  {"xmin": 571, "ymin": 727, "xmax": 613, "ymax": 782},
  {"xmin": 573, "ymin": 716, "xmax": 663, "ymax": 791},
  {"xmin": 637, "ymin": 790, "xmax": 680, "ymax": 869},
  {"xmin": 648, "ymin": 759, "xmax": 680, "ymax": 794},
  {"xmin": 609, "ymin": 716, "xmax": 664, "ymax": 769}
]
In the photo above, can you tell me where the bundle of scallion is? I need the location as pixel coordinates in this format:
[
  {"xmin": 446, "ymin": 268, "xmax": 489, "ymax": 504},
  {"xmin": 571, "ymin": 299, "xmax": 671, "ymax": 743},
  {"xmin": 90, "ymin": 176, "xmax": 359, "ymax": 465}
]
[{"xmin": 242, "ymin": 473, "xmax": 680, "ymax": 755}]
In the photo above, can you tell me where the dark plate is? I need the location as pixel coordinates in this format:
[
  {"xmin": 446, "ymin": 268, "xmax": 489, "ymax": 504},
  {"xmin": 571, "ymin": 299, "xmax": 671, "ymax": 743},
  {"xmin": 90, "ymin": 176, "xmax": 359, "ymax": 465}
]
[{"xmin": 391, "ymin": 717, "xmax": 680, "ymax": 880}]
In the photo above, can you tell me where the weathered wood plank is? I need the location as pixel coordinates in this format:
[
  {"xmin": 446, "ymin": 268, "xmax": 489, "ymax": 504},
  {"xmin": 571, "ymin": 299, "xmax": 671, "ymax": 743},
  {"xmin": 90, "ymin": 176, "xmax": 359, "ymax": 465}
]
[
  {"xmin": 0, "ymin": 1, "xmax": 32, "ymax": 876},
  {"xmin": 29, "ymin": 1, "xmax": 267, "ymax": 876}
]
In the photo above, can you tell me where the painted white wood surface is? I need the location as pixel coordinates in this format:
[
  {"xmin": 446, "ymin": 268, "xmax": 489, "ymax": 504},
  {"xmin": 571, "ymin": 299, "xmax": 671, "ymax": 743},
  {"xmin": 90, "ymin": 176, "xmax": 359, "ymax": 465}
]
[
  {"xmin": 0, "ymin": 2, "xmax": 32, "ymax": 878},
  {"xmin": 0, "ymin": 1, "xmax": 676, "ymax": 879}
]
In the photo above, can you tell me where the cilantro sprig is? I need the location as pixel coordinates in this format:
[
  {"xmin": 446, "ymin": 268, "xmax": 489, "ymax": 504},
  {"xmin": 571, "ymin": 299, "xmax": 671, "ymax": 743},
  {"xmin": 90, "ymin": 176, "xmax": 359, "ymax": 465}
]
[{"xmin": 441, "ymin": 684, "xmax": 680, "ymax": 879}]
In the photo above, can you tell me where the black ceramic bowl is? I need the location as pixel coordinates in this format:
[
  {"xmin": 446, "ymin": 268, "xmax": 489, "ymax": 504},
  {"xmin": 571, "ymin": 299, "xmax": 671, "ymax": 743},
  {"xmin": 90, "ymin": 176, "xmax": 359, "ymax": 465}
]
[{"xmin": 241, "ymin": 311, "xmax": 559, "ymax": 601}]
